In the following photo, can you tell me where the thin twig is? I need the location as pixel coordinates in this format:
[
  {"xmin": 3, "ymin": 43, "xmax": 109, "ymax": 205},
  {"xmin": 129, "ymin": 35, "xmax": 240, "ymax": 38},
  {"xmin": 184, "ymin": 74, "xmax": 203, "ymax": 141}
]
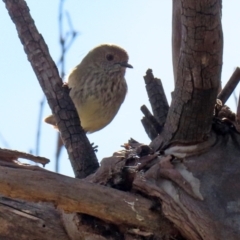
[
  {"xmin": 0, "ymin": 148, "xmax": 49, "ymax": 166},
  {"xmin": 218, "ymin": 67, "xmax": 240, "ymax": 104}
]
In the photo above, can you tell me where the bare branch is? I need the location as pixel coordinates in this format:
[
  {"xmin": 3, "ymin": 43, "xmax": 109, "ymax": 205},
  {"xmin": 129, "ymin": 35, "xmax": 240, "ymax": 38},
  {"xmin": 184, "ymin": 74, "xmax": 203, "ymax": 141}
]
[
  {"xmin": 3, "ymin": 0, "xmax": 99, "ymax": 178},
  {"xmin": 218, "ymin": 67, "xmax": 240, "ymax": 104},
  {"xmin": 171, "ymin": 0, "xmax": 182, "ymax": 84},
  {"xmin": 141, "ymin": 117, "xmax": 158, "ymax": 141},
  {"xmin": 0, "ymin": 148, "xmax": 49, "ymax": 166},
  {"xmin": 144, "ymin": 69, "xmax": 169, "ymax": 126},
  {"xmin": 0, "ymin": 160, "xmax": 164, "ymax": 234},
  {"xmin": 55, "ymin": 0, "xmax": 80, "ymax": 173},
  {"xmin": 141, "ymin": 105, "xmax": 162, "ymax": 140}
]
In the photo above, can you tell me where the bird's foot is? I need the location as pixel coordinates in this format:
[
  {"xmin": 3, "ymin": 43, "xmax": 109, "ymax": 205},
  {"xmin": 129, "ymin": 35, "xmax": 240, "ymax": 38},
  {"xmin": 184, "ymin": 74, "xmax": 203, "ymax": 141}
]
[{"xmin": 91, "ymin": 143, "xmax": 98, "ymax": 152}]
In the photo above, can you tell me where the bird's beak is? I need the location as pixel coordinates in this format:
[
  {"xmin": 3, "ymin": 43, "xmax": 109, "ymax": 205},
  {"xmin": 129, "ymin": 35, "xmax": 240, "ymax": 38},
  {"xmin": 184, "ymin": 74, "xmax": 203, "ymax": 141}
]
[{"xmin": 119, "ymin": 62, "xmax": 133, "ymax": 68}]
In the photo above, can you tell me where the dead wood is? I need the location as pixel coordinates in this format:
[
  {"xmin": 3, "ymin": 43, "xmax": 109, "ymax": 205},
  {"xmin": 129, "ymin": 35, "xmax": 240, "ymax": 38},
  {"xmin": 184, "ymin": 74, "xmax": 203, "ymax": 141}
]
[
  {"xmin": 141, "ymin": 105, "xmax": 162, "ymax": 140},
  {"xmin": 171, "ymin": 0, "xmax": 181, "ymax": 84},
  {"xmin": 162, "ymin": 0, "xmax": 223, "ymax": 146},
  {"xmin": 0, "ymin": 148, "xmax": 49, "ymax": 166},
  {"xmin": 2, "ymin": 126, "xmax": 240, "ymax": 239},
  {"xmin": 3, "ymin": 0, "xmax": 98, "ymax": 178},
  {"xmin": 143, "ymin": 69, "xmax": 169, "ymax": 126},
  {"xmin": 0, "ymin": 195, "xmax": 70, "ymax": 240},
  {"xmin": 218, "ymin": 67, "xmax": 240, "ymax": 104},
  {"xmin": 84, "ymin": 126, "xmax": 240, "ymax": 240},
  {"xmin": 0, "ymin": 159, "xmax": 169, "ymax": 236},
  {"xmin": 141, "ymin": 116, "xmax": 158, "ymax": 141},
  {"xmin": 89, "ymin": 128, "xmax": 240, "ymax": 240},
  {"xmin": 134, "ymin": 129, "xmax": 240, "ymax": 240}
]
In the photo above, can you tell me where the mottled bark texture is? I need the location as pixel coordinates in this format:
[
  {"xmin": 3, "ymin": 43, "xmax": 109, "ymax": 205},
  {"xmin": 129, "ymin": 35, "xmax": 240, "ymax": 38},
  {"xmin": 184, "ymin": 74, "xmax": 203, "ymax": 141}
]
[
  {"xmin": 3, "ymin": 0, "xmax": 99, "ymax": 178},
  {"xmin": 163, "ymin": 0, "xmax": 223, "ymax": 146}
]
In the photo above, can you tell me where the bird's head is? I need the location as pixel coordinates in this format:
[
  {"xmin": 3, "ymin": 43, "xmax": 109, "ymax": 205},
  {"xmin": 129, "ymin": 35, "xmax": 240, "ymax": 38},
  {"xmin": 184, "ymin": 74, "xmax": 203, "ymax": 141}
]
[{"xmin": 82, "ymin": 44, "xmax": 133, "ymax": 74}]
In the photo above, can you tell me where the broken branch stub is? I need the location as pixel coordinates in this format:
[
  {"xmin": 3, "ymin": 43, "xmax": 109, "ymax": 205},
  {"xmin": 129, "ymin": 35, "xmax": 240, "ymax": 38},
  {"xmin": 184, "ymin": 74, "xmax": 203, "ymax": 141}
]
[{"xmin": 143, "ymin": 69, "xmax": 169, "ymax": 126}]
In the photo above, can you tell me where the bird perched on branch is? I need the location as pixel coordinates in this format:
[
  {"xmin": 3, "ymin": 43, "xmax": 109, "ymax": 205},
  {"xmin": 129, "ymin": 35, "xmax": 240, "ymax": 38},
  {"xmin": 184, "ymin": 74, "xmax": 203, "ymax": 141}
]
[{"xmin": 45, "ymin": 44, "xmax": 133, "ymax": 133}]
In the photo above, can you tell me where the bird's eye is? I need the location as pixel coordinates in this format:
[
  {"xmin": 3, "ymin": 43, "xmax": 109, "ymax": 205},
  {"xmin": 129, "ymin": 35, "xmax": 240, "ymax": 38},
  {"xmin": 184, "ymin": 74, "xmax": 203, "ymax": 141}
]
[{"xmin": 106, "ymin": 54, "xmax": 114, "ymax": 61}]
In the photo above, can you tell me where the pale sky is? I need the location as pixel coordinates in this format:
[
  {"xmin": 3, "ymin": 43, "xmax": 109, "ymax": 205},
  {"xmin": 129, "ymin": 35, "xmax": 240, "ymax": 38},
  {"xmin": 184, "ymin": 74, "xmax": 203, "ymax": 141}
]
[{"xmin": 0, "ymin": 1, "xmax": 240, "ymax": 177}]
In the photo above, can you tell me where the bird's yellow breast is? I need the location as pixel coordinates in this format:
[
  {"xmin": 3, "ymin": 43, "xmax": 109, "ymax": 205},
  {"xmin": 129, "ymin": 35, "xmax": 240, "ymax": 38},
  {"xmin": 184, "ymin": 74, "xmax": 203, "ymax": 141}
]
[{"xmin": 75, "ymin": 95, "xmax": 121, "ymax": 133}]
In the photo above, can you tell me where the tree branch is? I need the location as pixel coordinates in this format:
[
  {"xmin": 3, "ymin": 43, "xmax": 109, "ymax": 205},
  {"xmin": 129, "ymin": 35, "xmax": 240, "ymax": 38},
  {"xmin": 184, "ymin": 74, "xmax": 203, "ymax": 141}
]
[
  {"xmin": 0, "ymin": 195, "xmax": 70, "ymax": 240},
  {"xmin": 0, "ymin": 148, "xmax": 49, "ymax": 166},
  {"xmin": 171, "ymin": 0, "xmax": 182, "ymax": 84},
  {"xmin": 143, "ymin": 69, "xmax": 169, "ymax": 126},
  {"xmin": 141, "ymin": 116, "xmax": 158, "ymax": 141},
  {"xmin": 0, "ymin": 159, "xmax": 164, "ymax": 234},
  {"xmin": 55, "ymin": 0, "xmax": 80, "ymax": 173},
  {"xmin": 218, "ymin": 67, "xmax": 240, "ymax": 104},
  {"xmin": 3, "ymin": 0, "xmax": 99, "ymax": 178},
  {"xmin": 141, "ymin": 105, "xmax": 162, "ymax": 140},
  {"xmin": 162, "ymin": 0, "xmax": 223, "ymax": 145}
]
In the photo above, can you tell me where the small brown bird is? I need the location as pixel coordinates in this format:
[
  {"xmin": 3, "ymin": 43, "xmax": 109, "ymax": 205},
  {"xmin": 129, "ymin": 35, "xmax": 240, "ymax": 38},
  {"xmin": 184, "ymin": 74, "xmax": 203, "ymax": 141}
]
[{"xmin": 45, "ymin": 44, "xmax": 132, "ymax": 133}]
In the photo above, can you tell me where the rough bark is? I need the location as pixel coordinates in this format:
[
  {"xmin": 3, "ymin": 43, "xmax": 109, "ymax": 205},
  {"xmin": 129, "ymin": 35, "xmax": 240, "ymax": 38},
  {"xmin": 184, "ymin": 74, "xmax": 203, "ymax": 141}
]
[
  {"xmin": 162, "ymin": 0, "xmax": 223, "ymax": 146},
  {"xmin": 0, "ymin": 159, "xmax": 168, "ymax": 235},
  {"xmin": 141, "ymin": 69, "xmax": 169, "ymax": 141},
  {"xmin": 143, "ymin": 69, "xmax": 169, "ymax": 126},
  {"xmin": 3, "ymin": 0, "xmax": 99, "ymax": 178},
  {"xmin": 134, "ymin": 129, "xmax": 240, "ymax": 240},
  {"xmin": 0, "ymin": 195, "xmax": 70, "ymax": 240},
  {"xmin": 141, "ymin": 105, "xmax": 162, "ymax": 140},
  {"xmin": 2, "ymin": 126, "xmax": 240, "ymax": 240}
]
